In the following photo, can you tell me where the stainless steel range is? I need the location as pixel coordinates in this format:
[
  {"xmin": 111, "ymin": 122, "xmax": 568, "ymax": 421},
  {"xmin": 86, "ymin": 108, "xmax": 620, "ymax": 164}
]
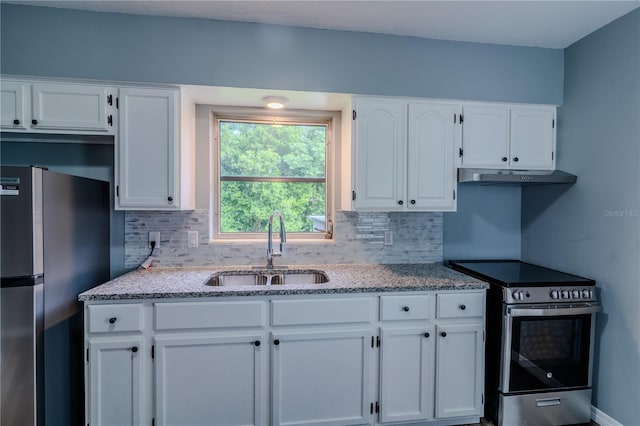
[{"xmin": 449, "ymin": 260, "xmax": 601, "ymax": 426}]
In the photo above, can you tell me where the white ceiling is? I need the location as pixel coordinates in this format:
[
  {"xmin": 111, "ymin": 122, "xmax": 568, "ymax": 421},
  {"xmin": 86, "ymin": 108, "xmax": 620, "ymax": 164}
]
[{"xmin": 7, "ymin": 0, "xmax": 640, "ymax": 48}]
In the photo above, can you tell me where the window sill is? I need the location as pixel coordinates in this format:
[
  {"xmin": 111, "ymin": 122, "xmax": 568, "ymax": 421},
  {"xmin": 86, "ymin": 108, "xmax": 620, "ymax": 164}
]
[{"xmin": 209, "ymin": 238, "xmax": 335, "ymax": 245}]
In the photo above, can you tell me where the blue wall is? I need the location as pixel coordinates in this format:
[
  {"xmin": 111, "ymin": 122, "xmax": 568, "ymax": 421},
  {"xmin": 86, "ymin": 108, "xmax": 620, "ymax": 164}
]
[
  {"xmin": 0, "ymin": 4, "xmax": 563, "ymax": 104},
  {"xmin": 444, "ymin": 185, "xmax": 521, "ymax": 260},
  {"xmin": 0, "ymin": 4, "xmax": 565, "ymax": 264},
  {"xmin": 521, "ymin": 9, "xmax": 640, "ymax": 424}
]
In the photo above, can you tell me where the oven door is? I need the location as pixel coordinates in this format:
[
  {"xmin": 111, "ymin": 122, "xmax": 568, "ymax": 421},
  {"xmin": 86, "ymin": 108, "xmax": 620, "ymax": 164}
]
[{"xmin": 501, "ymin": 303, "xmax": 601, "ymax": 394}]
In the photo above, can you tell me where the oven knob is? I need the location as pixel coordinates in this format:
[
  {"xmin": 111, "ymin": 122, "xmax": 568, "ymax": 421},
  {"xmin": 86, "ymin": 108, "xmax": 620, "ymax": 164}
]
[
  {"xmin": 512, "ymin": 290, "xmax": 523, "ymax": 301},
  {"xmin": 572, "ymin": 290, "xmax": 581, "ymax": 299},
  {"xmin": 561, "ymin": 290, "xmax": 570, "ymax": 299},
  {"xmin": 581, "ymin": 289, "xmax": 589, "ymax": 298},
  {"xmin": 550, "ymin": 290, "xmax": 559, "ymax": 299}
]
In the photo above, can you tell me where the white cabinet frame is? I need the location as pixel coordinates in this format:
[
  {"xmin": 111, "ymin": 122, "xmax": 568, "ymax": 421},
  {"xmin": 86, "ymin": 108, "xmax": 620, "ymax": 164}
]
[
  {"xmin": 87, "ymin": 337, "xmax": 145, "ymax": 426},
  {"xmin": 154, "ymin": 333, "xmax": 266, "ymax": 426},
  {"xmin": 352, "ymin": 97, "xmax": 459, "ymax": 212},
  {"xmin": 379, "ymin": 326, "xmax": 435, "ymax": 423},
  {"xmin": 271, "ymin": 329, "xmax": 373, "ymax": 426}
]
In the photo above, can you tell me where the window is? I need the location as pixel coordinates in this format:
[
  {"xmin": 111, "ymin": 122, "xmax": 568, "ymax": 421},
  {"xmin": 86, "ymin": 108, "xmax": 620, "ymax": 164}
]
[{"xmin": 212, "ymin": 111, "xmax": 333, "ymax": 240}]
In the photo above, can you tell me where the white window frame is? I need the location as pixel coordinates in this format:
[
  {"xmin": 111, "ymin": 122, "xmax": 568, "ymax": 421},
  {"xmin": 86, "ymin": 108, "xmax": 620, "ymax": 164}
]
[{"xmin": 211, "ymin": 107, "xmax": 336, "ymax": 241}]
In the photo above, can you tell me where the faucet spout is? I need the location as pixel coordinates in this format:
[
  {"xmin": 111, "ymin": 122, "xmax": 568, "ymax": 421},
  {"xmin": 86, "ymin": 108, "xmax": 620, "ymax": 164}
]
[{"xmin": 267, "ymin": 211, "xmax": 286, "ymax": 269}]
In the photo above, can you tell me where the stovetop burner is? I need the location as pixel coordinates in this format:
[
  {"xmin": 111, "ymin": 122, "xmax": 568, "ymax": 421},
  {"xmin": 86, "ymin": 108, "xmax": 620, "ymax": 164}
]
[
  {"xmin": 449, "ymin": 260, "xmax": 597, "ymax": 304},
  {"xmin": 448, "ymin": 260, "xmax": 594, "ymax": 288}
]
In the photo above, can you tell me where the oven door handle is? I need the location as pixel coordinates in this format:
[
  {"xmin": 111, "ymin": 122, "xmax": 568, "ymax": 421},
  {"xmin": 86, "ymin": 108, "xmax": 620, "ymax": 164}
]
[{"xmin": 507, "ymin": 305, "xmax": 602, "ymax": 317}]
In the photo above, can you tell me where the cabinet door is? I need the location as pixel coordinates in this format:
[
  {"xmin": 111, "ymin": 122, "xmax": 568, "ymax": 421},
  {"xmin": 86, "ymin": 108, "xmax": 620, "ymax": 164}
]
[
  {"xmin": 407, "ymin": 103, "xmax": 458, "ymax": 211},
  {"xmin": 87, "ymin": 337, "xmax": 144, "ymax": 426},
  {"xmin": 379, "ymin": 326, "xmax": 435, "ymax": 423},
  {"xmin": 155, "ymin": 334, "xmax": 265, "ymax": 426},
  {"xmin": 461, "ymin": 105, "xmax": 509, "ymax": 168},
  {"xmin": 272, "ymin": 329, "xmax": 372, "ymax": 426},
  {"xmin": 510, "ymin": 107, "xmax": 556, "ymax": 170},
  {"xmin": 353, "ymin": 99, "xmax": 406, "ymax": 210},
  {"xmin": 435, "ymin": 323, "xmax": 484, "ymax": 419},
  {"xmin": 117, "ymin": 87, "xmax": 178, "ymax": 209},
  {"xmin": 1, "ymin": 81, "xmax": 28, "ymax": 129},
  {"xmin": 31, "ymin": 83, "xmax": 114, "ymax": 132}
]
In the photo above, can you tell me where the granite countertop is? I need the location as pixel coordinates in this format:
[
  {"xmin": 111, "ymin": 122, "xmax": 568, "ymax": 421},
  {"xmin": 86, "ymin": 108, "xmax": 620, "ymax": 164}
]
[{"xmin": 79, "ymin": 263, "xmax": 488, "ymax": 301}]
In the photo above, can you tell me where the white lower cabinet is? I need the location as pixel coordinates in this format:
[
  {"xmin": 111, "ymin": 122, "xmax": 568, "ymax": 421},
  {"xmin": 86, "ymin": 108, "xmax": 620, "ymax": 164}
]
[
  {"xmin": 379, "ymin": 326, "xmax": 435, "ymax": 423},
  {"xmin": 154, "ymin": 334, "xmax": 265, "ymax": 426},
  {"xmin": 85, "ymin": 291, "xmax": 485, "ymax": 426},
  {"xmin": 87, "ymin": 337, "xmax": 144, "ymax": 426},
  {"xmin": 271, "ymin": 329, "xmax": 372, "ymax": 426},
  {"xmin": 435, "ymin": 323, "xmax": 484, "ymax": 419}
]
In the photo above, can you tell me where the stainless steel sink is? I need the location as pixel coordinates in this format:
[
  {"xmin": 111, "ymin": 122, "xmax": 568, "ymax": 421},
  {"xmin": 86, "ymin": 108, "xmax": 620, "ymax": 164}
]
[{"xmin": 205, "ymin": 269, "xmax": 329, "ymax": 286}]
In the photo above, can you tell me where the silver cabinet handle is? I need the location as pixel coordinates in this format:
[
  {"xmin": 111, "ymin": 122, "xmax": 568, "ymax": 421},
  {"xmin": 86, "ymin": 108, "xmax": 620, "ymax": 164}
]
[
  {"xmin": 536, "ymin": 398, "xmax": 561, "ymax": 407},
  {"xmin": 508, "ymin": 304, "xmax": 601, "ymax": 317}
]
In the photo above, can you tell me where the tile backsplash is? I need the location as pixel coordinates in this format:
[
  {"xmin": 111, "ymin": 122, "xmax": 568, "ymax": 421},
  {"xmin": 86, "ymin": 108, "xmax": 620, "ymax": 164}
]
[{"xmin": 124, "ymin": 210, "xmax": 443, "ymax": 269}]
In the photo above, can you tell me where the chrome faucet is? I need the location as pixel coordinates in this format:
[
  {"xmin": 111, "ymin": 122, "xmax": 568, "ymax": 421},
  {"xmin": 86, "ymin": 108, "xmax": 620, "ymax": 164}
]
[{"xmin": 266, "ymin": 211, "xmax": 286, "ymax": 269}]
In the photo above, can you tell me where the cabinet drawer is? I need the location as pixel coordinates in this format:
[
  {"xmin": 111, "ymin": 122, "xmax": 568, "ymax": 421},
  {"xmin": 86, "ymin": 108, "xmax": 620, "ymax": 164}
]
[
  {"xmin": 380, "ymin": 295, "xmax": 433, "ymax": 321},
  {"xmin": 437, "ymin": 292, "xmax": 484, "ymax": 319},
  {"xmin": 271, "ymin": 298, "xmax": 373, "ymax": 326},
  {"xmin": 87, "ymin": 304, "xmax": 143, "ymax": 333},
  {"xmin": 154, "ymin": 301, "xmax": 266, "ymax": 330}
]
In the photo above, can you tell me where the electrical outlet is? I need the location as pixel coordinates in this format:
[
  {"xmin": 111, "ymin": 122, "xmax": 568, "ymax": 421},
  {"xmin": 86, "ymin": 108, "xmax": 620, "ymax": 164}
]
[
  {"xmin": 187, "ymin": 231, "xmax": 198, "ymax": 248},
  {"xmin": 149, "ymin": 232, "xmax": 160, "ymax": 248},
  {"xmin": 384, "ymin": 231, "xmax": 393, "ymax": 246}
]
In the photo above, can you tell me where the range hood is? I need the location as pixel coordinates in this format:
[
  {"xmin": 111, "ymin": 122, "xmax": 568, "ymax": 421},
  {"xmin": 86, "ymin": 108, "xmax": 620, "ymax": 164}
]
[{"xmin": 458, "ymin": 168, "xmax": 577, "ymax": 185}]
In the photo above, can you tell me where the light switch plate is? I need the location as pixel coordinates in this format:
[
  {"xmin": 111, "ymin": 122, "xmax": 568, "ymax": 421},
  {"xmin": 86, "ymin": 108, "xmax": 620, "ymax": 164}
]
[
  {"xmin": 384, "ymin": 231, "xmax": 393, "ymax": 246},
  {"xmin": 187, "ymin": 231, "xmax": 198, "ymax": 248}
]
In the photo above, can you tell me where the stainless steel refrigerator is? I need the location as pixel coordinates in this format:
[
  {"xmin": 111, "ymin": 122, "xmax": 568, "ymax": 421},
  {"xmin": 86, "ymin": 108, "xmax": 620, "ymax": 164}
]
[{"xmin": 1, "ymin": 166, "xmax": 110, "ymax": 426}]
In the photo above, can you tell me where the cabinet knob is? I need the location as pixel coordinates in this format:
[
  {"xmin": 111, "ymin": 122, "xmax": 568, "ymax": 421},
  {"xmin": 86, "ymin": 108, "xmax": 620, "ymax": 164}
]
[
  {"xmin": 440, "ymin": 332, "xmax": 447, "ymax": 337},
  {"xmin": 31, "ymin": 119, "xmax": 38, "ymax": 125},
  {"xmin": 410, "ymin": 200, "xmax": 416, "ymax": 205},
  {"xmin": 402, "ymin": 306, "xmax": 410, "ymax": 312},
  {"xmin": 167, "ymin": 196, "xmax": 174, "ymax": 203},
  {"xmin": 398, "ymin": 200, "xmax": 404, "ymax": 206},
  {"xmin": 254, "ymin": 340, "xmax": 261, "ymax": 347},
  {"xmin": 502, "ymin": 157, "xmax": 508, "ymax": 162},
  {"xmin": 13, "ymin": 119, "xmax": 20, "ymax": 125},
  {"xmin": 273, "ymin": 339, "xmax": 280, "ymax": 346},
  {"xmin": 459, "ymin": 304, "xmax": 466, "ymax": 310},
  {"xmin": 424, "ymin": 332, "xmax": 430, "ymax": 338},
  {"xmin": 513, "ymin": 157, "xmax": 519, "ymax": 162},
  {"xmin": 131, "ymin": 346, "xmax": 138, "ymax": 353},
  {"xmin": 108, "ymin": 317, "xmax": 117, "ymax": 324}
]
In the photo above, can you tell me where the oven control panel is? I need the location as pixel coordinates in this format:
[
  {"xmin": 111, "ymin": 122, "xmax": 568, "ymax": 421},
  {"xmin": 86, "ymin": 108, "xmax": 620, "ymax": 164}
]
[{"xmin": 504, "ymin": 286, "xmax": 597, "ymax": 304}]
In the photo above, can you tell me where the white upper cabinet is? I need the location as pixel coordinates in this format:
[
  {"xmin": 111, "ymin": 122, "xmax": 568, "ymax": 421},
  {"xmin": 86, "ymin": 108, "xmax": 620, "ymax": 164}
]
[
  {"xmin": 460, "ymin": 103, "xmax": 556, "ymax": 170},
  {"xmin": 31, "ymin": 83, "xmax": 115, "ymax": 132},
  {"xmin": 1, "ymin": 80, "xmax": 28, "ymax": 129},
  {"xmin": 116, "ymin": 87, "xmax": 195, "ymax": 210},
  {"xmin": 0, "ymin": 78, "xmax": 116, "ymax": 134},
  {"xmin": 353, "ymin": 98, "xmax": 406, "ymax": 210},
  {"xmin": 353, "ymin": 97, "xmax": 458, "ymax": 212},
  {"xmin": 407, "ymin": 102, "xmax": 458, "ymax": 211},
  {"xmin": 509, "ymin": 106, "xmax": 556, "ymax": 169},
  {"xmin": 460, "ymin": 105, "xmax": 510, "ymax": 168}
]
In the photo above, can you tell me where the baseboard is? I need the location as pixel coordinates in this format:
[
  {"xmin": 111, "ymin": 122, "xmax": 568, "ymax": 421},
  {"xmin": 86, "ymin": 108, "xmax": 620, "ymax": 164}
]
[{"xmin": 591, "ymin": 405, "xmax": 623, "ymax": 426}]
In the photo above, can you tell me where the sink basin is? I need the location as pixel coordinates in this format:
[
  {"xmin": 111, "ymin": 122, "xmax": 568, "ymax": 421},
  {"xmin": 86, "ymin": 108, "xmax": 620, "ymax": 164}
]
[{"xmin": 205, "ymin": 269, "xmax": 329, "ymax": 286}]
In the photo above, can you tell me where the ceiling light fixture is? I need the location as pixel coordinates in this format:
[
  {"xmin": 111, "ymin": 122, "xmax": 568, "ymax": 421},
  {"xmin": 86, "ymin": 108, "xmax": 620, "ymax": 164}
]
[{"xmin": 262, "ymin": 96, "xmax": 289, "ymax": 109}]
